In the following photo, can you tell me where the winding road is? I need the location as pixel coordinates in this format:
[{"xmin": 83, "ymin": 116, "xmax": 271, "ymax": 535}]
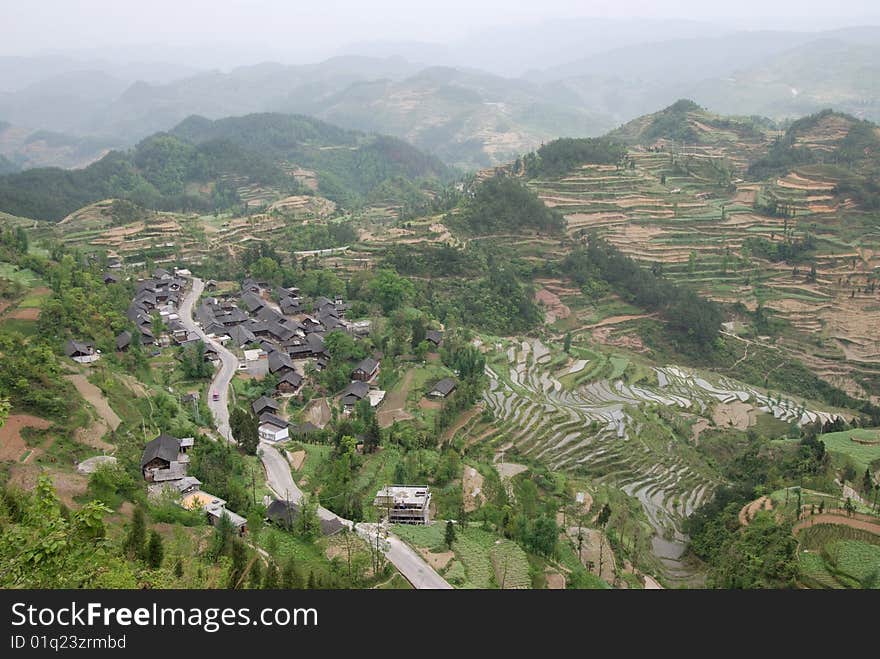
[{"xmin": 179, "ymin": 277, "xmax": 451, "ymax": 589}]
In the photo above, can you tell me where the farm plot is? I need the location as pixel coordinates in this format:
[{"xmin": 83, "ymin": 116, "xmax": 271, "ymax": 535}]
[{"xmin": 467, "ymin": 338, "xmax": 843, "ymax": 538}]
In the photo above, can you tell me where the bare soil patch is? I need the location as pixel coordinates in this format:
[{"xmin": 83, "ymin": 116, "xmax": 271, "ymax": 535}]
[
  {"xmin": 534, "ymin": 288, "xmax": 571, "ymax": 324},
  {"xmin": 545, "ymin": 571, "xmax": 566, "ymax": 589},
  {"xmin": 738, "ymin": 495, "xmax": 773, "ymax": 526},
  {"xmin": 566, "ymin": 527, "xmax": 616, "ymax": 582},
  {"xmin": 462, "ymin": 466, "xmax": 486, "ymax": 512},
  {"xmin": 65, "ymin": 375, "xmax": 121, "ymax": 430},
  {"xmin": 7, "ymin": 306, "xmax": 40, "ymax": 320},
  {"xmin": 378, "ymin": 370, "xmax": 415, "ymax": 428},
  {"xmin": 419, "ymin": 398, "xmax": 441, "ymax": 410},
  {"xmin": 288, "ymin": 450, "xmax": 306, "ymax": 471},
  {"xmin": 0, "ymin": 414, "xmax": 52, "ymax": 461},
  {"xmin": 7, "ymin": 464, "xmax": 87, "ymax": 508},
  {"xmin": 302, "ymin": 397, "xmax": 331, "ymax": 428},
  {"xmin": 418, "ymin": 548, "xmax": 454, "ymax": 571},
  {"xmin": 712, "ymin": 401, "xmax": 755, "ymax": 430}
]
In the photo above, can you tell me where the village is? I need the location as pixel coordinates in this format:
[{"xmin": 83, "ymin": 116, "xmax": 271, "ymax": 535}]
[{"xmin": 64, "ymin": 265, "xmax": 445, "ymax": 566}]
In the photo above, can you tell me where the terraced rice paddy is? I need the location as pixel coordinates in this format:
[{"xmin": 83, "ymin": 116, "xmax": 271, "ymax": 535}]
[{"xmin": 458, "ymin": 339, "xmax": 843, "ymax": 552}]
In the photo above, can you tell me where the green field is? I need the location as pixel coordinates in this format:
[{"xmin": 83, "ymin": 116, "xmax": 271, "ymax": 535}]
[
  {"xmin": 0, "ymin": 262, "xmax": 43, "ymax": 287},
  {"xmin": 819, "ymin": 429, "xmax": 880, "ymax": 471}
]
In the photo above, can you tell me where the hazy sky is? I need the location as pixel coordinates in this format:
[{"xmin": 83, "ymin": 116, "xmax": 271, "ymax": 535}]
[{"xmin": 5, "ymin": 0, "xmax": 879, "ymax": 65}]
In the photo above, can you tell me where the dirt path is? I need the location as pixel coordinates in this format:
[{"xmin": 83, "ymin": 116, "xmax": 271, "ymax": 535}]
[
  {"xmin": 643, "ymin": 575, "xmax": 664, "ymax": 589},
  {"xmin": 440, "ymin": 404, "xmax": 483, "ymax": 444},
  {"xmin": 377, "ymin": 369, "xmax": 415, "ymax": 428},
  {"xmin": 582, "ymin": 313, "xmax": 656, "ymax": 330},
  {"xmin": 738, "ymin": 496, "xmax": 773, "ymax": 526},
  {"xmin": 0, "ymin": 414, "xmax": 52, "ymax": 461},
  {"xmin": 64, "ymin": 374, "xmax": 119, "ymax": 451},
  {"xmin": 793, "ymin": 513, "xmax": 880, "ymax": 536}
]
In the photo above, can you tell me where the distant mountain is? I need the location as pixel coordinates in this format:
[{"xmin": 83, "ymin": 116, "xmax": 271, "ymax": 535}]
[
  {"xmin": 0, "ymin": 153, "xmax": 17, "ymax": 175},
  {"xmin": 0, "ymin": 121, "xmax": 118, "ymax": 170},
  {"xmin": 0, "ymin": 112, "xmax": 451, "ymax": 221},
  {"xmin": 690, "ymin": 39, "xmax": 880, "ymax": 122},
  {"xmin": 0, "ymin": 54, "xmax": 201, "ymax": 93},
  {"xmin": 536, "ymin": 28, "xmax": 880, "ymax": 126},
  {"xmin": 298, "ymin": 67, "xmax": 616, "ymax": 170}
]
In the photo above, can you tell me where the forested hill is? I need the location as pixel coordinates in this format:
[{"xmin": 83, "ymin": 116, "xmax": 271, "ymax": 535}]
[
  {"xmin": 169, "ymin": 113, "xmax": 453, "ymax": 202},
  {"xmin": 0, "ymin": 112, "xmax": 452, "ymax": 221}
]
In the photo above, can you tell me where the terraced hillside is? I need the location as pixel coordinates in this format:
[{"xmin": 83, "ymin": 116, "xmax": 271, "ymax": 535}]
[
  {"xmin": 455, "ymin": 338, "xmax": 844, "ymax": 547},
  {"xmin": 522, "ymin": 106, "xmax": 880, "ymax": 399}
]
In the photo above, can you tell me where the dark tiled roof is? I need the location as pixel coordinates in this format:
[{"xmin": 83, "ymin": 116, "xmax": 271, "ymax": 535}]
[
  {"xmin": 341, "ymin": 380, "xmax": 370, "ymax": 400},
  {"xmin": 268, "ymin": 351, "xmax": 294, "ymax": 373},
  {"xmin": 64, "ymin": 339, "xmax": 94, "ymax": 357},
  {"xmin": 140, "ymin": 434, "xmax": 180, "ymax": 468},
  {"xmin": 252, "ymin": 396, "xmax": 279, "ymax": 415},
  {"xmin": 354, "ymin": 357, "xmax": 378, "ymax": 375},
  {"xmin": 430, "ymin": 377, "xmax": 457, "ymax": 397},
  {"xmin": 259, "ymin": 412, "xmax": 289, "ymax": 429},
  {"xmin": 116, "ymin": 331, "xmax": 132, "ymax": 350}
]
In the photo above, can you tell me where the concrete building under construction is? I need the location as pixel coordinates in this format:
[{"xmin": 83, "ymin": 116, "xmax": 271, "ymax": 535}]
[{"xmin": 373, "ymin": 485, "xmax": 431, "ymax": 525}]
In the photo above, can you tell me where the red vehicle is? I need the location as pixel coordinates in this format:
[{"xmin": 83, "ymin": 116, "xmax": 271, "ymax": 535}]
[{"xmin": 212, "ymin": 390, "xmax": 220, "ymax": 402}]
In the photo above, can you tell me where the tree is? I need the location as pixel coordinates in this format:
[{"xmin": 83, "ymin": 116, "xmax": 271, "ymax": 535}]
[
  {"xmin": 563, "ymin": 332, "xmax": 572, "ymax": 354},
  {"xmin": 445, "ymin": 520, "xmax": 457, "ymax": 549},
  {"xmin": 863, "ymin": 468, "xmax": 874, "ymax": 495},
  {"xmin": 295, "ymin": 494, "xmax": 321, "ymax": 540},
  {"xmin": 597, "ymin": 503, "xmax": 612, "ymax": 527},
  {"xmin": 410, "ymin": 316, "xmax": 426, "ymax": 349},
  {"xmin": 844, "ymin": 497, "xmax": 856, "ymax": 517},
  {"xmin": 174, "ymin": 558, "xmax": 184, "ymax": 579},
  {"xmin": 124, "ymin": 506, "xmax": 147, "ymax": 561},
  {"xmin": 248, "ymin": 558, "xmax": 263, "ymax": 589},
  {"xmin": 146, "ymin": 530, "xmax": 164, "ymax": 569},
  {"xmin": 262, "ymin": 562, "xmax": 279, "ymax": 589},
  {"xmin": 230, "ymin": 406, "xmax": 260, "ymax": 455},
  {"xmin": 368, "ymin": 268, "xmax": 415, "ymax": 313},
  {"xmin": 282, "ymin": 558, "xmax": 302, "ymax": 589},
  {"xmin": 363, "ymin": 415, "xmax": 381, "ymax": 454},
  {"xmin": 227, "ymin": 538, "xmax": 248, "ymax": 589}
]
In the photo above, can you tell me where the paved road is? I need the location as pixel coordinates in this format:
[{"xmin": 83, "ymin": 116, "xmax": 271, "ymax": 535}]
[
  {"xmin": 179, "ymin": 277, "xmax": 451, "ymax": 589},
  {"xmin": 178, "ymin": 277, "xmax": 238, "ymax": 441}
]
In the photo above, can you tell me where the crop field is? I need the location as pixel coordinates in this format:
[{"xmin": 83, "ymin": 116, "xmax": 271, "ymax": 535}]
[
  {"xmin": 454, "ymin": 337, "xmax": 844, "ymax": 540},
  {"xmin": 815, "ymin": 428, "xmax": 880, "ymax": 471},
  {"xmin": 392, "ymin": 524, "xmax": 531, "ymax": 589},
  {"xmin": 797, "ymin": 524, "xmax": 880, "ymax": 588},
  {"xmin": 517, "ymin": 110, "xmax": 880, "ymax": 399}
]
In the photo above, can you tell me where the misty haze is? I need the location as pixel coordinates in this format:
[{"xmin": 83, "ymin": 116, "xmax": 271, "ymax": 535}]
[{"xmin": 0, "ymin": 0, "xmax": 879, "ymax": 597}]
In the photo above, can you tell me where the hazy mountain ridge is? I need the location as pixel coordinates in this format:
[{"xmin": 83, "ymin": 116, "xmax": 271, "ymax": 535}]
[
  {"xmin": 1, "ymin": 24, "xmax": 878, "ymax": 173},
  {"xmin": 0, "ymin": 112, "xmax": 451, "ymax": 221}
]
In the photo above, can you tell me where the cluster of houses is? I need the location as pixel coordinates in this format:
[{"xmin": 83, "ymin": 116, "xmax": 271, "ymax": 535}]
[
  {"xmin": 140, "ymin": 432, "xmax": 248, "ymax": 535},
  {"xmin": 65, "ymin": 266, "xmax": 195, "ymax": 363},
  {"xmin": 193, "ymin": 277, "xmax": 388, "ymax": 440},
  {"xmin": 120, "ymin": 267, "xmax": 197, "ymax": 352}
]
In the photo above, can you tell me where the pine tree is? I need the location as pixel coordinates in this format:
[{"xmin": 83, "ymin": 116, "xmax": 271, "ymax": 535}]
[
  {"xmin": 563, "ymin": 332, "xmax": 572, "ymax": 354},
  {"xmin": 263, "ymin": 562, "xmax": 279, "ymax": 589},
  {"xmin": 228, "ymin": 539, "xmax": 248, "ymax": 589},
  {"xmin": 445, "ymin": 520, "xmax": 456, "ymax": 549},
  {"xmin": 248, "ymin": 559, "xmax": 263, "ymax": 589},
  {"xmin": 282, "ymin": 558, "xmax": 302, "ymax": 589},
  {"xmin": 146, "ymin": 530, "xmax": 164, "ymax": 569},
  {"xmin": 174, "ymin": 559, "xmax": 184, "ymax": 579},
  {"xmin": 863, "ymin": 468, "xmax": 874, "ymax": 494},
  {"xmin": 124, "ymin": 506, "xmax": 147, "ymax": 560}
]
